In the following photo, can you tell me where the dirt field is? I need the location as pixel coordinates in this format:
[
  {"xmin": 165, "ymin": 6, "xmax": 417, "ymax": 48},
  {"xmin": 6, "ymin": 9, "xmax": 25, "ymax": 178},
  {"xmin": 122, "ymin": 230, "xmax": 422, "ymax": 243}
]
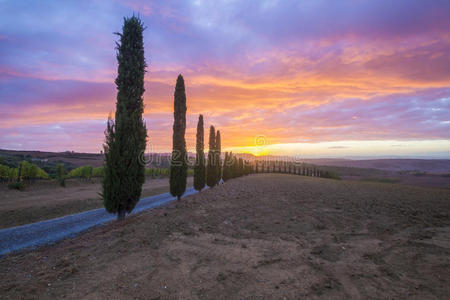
[
  {"xmin": 0, "ymin": 177, "xmax": 193, "ymax": 229},
  {"xmin": 1, "ymin": 174, "xmax": 449, "ymax": 299},
  {"xmin": 343, "ymin": 173, "xmax": 450, "ymax": 189}
]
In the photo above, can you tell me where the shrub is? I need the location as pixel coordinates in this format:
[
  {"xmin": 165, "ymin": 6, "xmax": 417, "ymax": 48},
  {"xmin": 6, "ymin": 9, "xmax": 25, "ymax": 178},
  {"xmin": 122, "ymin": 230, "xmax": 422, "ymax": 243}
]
[
  {"xmin": 17, "ymin": 161, "xmax": 49, "ymax": 182},
  {"xmin": 92, "ymin": 167, "xmax": 104, "ymax": 177},
  {"xmin": 8, "ymin": 181, "xmax": 25, "ymax": 191},
  {"xmin": 67, "ymin": 165, "xmax": 93, "ymax": 180},
  {"xmin": 56, "ymin": 163, "xmax": 66, "ymax": 187},
  {"xmin": 0, "ymin": 164, "xmax": 11, "ymax": 182},
  {"xmin": 145, "ymin": 168, "xmax": 170, "ymax": 178}
]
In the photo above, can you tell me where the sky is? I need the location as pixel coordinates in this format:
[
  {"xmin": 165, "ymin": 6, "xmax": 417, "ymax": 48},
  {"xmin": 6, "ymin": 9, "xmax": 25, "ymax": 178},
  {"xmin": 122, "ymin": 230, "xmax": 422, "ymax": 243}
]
[{"xmin": 1, "ymin": 0, "xmax": 450, "ymax": 158}]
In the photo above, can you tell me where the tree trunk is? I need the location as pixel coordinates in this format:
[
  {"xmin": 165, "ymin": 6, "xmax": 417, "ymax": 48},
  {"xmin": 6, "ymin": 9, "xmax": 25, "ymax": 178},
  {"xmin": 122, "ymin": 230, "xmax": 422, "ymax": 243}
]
[
  {"xmin": 117, "ymin": 209, "xmax": 126, "ymax": 221},
  {"xmin": 177, "ymin": 195, "xmax": 181, "ymax": 201}
]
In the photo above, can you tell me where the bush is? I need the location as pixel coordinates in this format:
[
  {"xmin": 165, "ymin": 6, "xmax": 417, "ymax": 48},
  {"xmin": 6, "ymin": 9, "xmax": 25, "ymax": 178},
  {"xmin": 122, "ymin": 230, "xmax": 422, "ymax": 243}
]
[
  {"xmin": 56, "ymin": 163, "xmax": 66, "ymax": 179},
  {"xmin": 145, "ymin": 168, "xmax": 170, "ymax": 178},
  {"xmin": 0, "ymin": 164, "xmax": 11, "ymax": 182},
  {"xmin": 56, "ymin": 163, "xmax": 67, "ymax": 187},
  {"xmin": 92, "ymin": 167, "xmax": 104, "ymax": 177},
  {"xmin": 17, "ymin": 161, "xmax": 49, "ymax": 182},
  {"xmin": 67, "ymin": 165, "xmax": 93, "ymax": 180},
  {"xmin": 59, "ymin": 178, "xmax": 66, "ymax": 187},
  {"xmin": 8, "ymin": 181, "xmax": 25, "ymax": 191}
]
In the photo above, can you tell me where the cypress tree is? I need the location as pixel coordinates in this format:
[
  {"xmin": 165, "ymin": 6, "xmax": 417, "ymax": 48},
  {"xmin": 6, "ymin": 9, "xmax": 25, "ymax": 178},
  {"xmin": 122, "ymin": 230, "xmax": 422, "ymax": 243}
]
[
  {"xmin": 238, "ymin": 158, "xmax": 244, "ymax": 177},
  {"xmin": 222, "ymin": 152, "xmax": 231, "ymax": 181},
  {"xmin": 222, "ymin": 152, "xmax": 228, "ymax": 180},
  {"xmin": 206, "ymin": 125, "xmax": 216, "ymax": 187},
  {"xmin": 103, "ymin": 16, "xmax": 147, "ymax": 221},
  {"xmin": 232, "ymin": 154, "xmax": 239, "ymax": 178},
  {"xmin": 56, "ymin": 163, "xmax": 66, "ymax": 187},
  {"xmin": 215, "ymin": 130, "xmax": 222, "ymax": 184},
  {"xmin": 170, "ymin": 75, "xmax": 188, "ymax": 200},
  {"xmin": 194, "ymin": 114, "xmax": 206, "ymax": 191}
]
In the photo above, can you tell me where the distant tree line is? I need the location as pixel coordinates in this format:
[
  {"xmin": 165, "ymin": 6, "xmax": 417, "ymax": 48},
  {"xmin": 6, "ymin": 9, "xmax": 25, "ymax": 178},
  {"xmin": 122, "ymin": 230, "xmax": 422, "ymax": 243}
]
[{"xmin": 253, "ymin": 160, "xmax": 340, "ymax": 179}]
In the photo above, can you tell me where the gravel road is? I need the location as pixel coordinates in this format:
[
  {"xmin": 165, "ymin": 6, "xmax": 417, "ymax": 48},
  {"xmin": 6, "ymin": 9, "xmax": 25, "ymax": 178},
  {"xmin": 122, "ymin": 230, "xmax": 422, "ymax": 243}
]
[{"xmin": 0, "ymin": 187, "xmax": 199, "ymax": 256}]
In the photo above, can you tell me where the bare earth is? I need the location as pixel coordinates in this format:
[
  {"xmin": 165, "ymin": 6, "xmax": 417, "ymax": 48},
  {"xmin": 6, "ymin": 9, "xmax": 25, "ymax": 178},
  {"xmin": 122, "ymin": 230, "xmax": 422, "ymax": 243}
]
[
  {"xmin": 1, "ymin": 174, "xmax": 449, "ymax": 299},
  {"xmin": 0, "ymin": 177, "xmax": 193, "ymax": 229}
]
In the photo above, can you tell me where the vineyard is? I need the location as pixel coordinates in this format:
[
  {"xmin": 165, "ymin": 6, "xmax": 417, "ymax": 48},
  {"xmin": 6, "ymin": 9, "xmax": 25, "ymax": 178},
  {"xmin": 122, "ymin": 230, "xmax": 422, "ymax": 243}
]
[{"xmin": 0, "ymin": 161, "xmax": 49, "ymax": 183}]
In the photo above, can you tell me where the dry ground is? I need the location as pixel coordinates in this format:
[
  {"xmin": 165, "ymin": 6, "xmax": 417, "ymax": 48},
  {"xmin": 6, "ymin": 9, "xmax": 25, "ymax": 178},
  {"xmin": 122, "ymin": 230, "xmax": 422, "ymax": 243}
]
[
  {"xmin": 1, "ymin": 174, "xmax": 449, "ymax": 299},
  {"xmin": 0, "ymin": 177, "xmax": 193, "ymax": 229},
  {"xmin": 343, "ymin": 173, "xmax": 450, "ymax": 189}
]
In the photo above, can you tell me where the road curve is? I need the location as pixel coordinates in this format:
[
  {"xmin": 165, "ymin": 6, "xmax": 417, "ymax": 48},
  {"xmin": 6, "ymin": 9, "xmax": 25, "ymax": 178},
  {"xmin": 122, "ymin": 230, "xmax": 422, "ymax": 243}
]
[{"xmin": 0, "ymin": 187, "xmax": 200, "ymax": 256}]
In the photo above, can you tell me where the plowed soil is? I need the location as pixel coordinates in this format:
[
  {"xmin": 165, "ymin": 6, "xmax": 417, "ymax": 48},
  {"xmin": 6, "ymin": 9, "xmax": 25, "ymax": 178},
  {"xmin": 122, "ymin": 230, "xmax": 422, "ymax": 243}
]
[{"xmin": 1, "ymin": 174, "xmax": 449, "ymax": 299}]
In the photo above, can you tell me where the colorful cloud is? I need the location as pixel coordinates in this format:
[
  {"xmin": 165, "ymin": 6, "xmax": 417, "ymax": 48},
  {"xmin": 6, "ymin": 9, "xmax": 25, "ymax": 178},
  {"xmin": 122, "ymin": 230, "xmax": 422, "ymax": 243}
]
[{"xmin": 0, "ymin": 0, "xmax": 449, "ymax": 157}]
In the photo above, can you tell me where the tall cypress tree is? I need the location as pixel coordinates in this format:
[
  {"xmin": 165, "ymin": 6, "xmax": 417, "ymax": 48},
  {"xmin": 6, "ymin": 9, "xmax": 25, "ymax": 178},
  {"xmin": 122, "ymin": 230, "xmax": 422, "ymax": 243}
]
[
  {"xmin": 103, "ymin": 16, "xmax": 147, "ymax": 221},
  {"xmin": 170, "ymin": 75, "xmax": 188, "ymax": 200},
  {"xmin": 215, "ymin": 130, "xmax": 222, "ymax": 184},
  {"xmin": 231, "ymin": 153, "xmax": 239, "ymax": 178},
  {"xmin": 238, "ymin": 158, "xmax": 244, "ymax": 177},
  {"xmin": 206, "ymin": 126, "xmax": 216, "ymax": 187},
  {"xmin": 194, "ymin": 114, "xmax": 206, "ymax": 191},
  {"xmin": 222, "ymin": 152, "xmax": 231, "ymax": 181}
]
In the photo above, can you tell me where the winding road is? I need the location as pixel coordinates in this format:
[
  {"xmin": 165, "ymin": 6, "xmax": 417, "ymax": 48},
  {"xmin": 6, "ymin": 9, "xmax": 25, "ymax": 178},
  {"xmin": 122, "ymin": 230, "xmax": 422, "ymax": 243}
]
[{"xmin": 0, "ymin": 187, "xmax": 199, "ymax": 256}]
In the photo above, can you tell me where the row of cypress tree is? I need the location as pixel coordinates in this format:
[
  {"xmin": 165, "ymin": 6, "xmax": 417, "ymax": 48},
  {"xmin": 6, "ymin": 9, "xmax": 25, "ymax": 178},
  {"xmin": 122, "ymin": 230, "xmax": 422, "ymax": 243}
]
[
  {"xmin": 169, "ymin": 78, "xmax": 225, "ymax": 197},
  {"xmin": 223, "ymin": 152, "xmax": 253, "ymax": 180},
  {"xmin": 101, "ymin": 16, "xmax": 339, "ymax": 221},
  {"xmin": 253, "ymin": 160, "xmax": 340, "ymax": 179},
  {"xmin": 194, "ymin": 120, "xmax": 223, "ymax": 191}
]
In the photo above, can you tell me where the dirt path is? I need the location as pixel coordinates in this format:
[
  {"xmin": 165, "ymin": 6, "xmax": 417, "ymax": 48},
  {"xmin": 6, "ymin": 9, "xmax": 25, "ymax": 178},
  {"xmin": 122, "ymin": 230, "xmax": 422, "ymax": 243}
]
[
  {"xmin": 0, "ymin": 174, "xmax": 449, "ymax": 299},
  {"xmin": 0, "ymin": 177, "xmax": 192, "ymax": 229}
]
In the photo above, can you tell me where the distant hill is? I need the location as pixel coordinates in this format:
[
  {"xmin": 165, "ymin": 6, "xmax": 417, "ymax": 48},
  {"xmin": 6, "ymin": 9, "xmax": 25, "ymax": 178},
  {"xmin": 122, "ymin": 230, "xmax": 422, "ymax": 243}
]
[
  {"xmin": 0, "ymin": 149, "xmax": 191, "ymax": 170},
  {"xmin": 250, "ymin": 154, "xmax": 450, "ymax": 173},
  {"xmin": 0, "ymin": 149, "xmax": 104, "ymax": 168},
  {"xmin": 302, "ymin": 158, "xmax": 450, "ymax": 173},
  {"xmin": 2, "ymin": 149, "xmax": 449, "ymax": 173}
]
